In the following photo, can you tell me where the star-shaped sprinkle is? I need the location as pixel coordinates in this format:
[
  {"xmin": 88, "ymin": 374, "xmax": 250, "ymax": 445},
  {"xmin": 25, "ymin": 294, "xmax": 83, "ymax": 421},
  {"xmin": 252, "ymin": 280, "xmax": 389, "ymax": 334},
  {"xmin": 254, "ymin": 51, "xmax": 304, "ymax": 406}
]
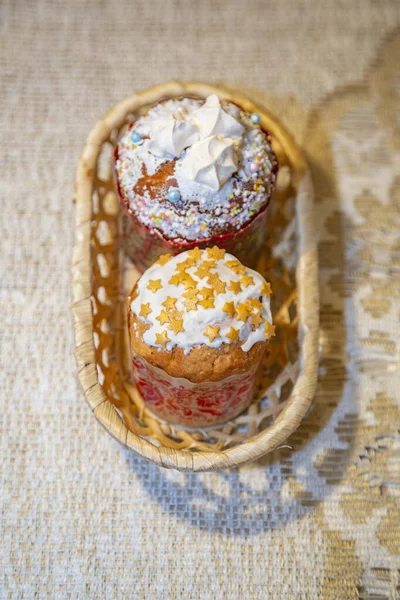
[
  {"xmin": 169, "ymin": 272, "xmax": 186, "ymax": 286},
  {"xmin": 222, "ymin": 301, "xmax": 235, "ymax": 318},
  {"xmin": 169, "ymin": 308, "xmax": 184, "ymax": 320},
  {"xmin": 183, "ymin": 297, "xmax": 199, "ymax": 311},
  {"xmin": 207, "ymin": 273, "xmax": 226, "ymax": 294},
  {"xmin": 235, "ymin": 302, "xmax": 252, "ymax": 322},
  {"xmin": 155, "ymin": 253, "xmax": 171, "ymax": 266},
  {"xmin": 162, "ymin": 296, "xmax": 177, "ymax": 311},
  {"xmin": 240, "ymin": 274, "xmax": 255, "ymax": 288},
  {"xmin": 227, "ymin": 280, "xmax": 242, "ymax": 293},
  {"xmin": 182, "ymin": 274, "xmax": 197, "ymax": 290},
  {"xmin": 226, "ymin": 327, "xmax": 240, "ymax": 343},
  {"xmin": 156, "ymin": 310, "xmax": 170, "ymax": 325},
  {"xmin": 198, "ymin": 297, "xmax": 215, "ymax": 309},
  {"xmin": 188, "ymin": 247, "xmax": 202, "ymax": 261},
  {"xmin": 204, "ymin": 325, "xmax": 220, "ymax": 342},
  {"xmin": 264, "ymin": 321, "xmax": 276, "ymax": 338},
  {"xmin": 139, "ymin": 303, "xmax": 152, "ymax": 319},
  {"xmin": 155, "ymin": 330, "xmax": 170, "ymax": 348},
  {"xmin": 147, "ymin": 279, "xmax": 162, "ymax": 293},
  {"xmin": 183, "ymin": 288, "xmax": 199, "ymax": 300},
  {"xmin": 176, "ymin": 257, "xmax": 196, "ymax": 271},
  {"xmin": 206, "ymin": 246, "xmax": 226, "ymax": 260},
  {"xmin": 250, "ymin": 312, "xmax": 263, "ymax": 328},
  {"xmin": 225, "ymin": 260, "xmax": 246, "ymax": 274},
  {"xmin": 194, "ymin": 261, "xmax": 215, "ymax": 279},
  {"xmin": 261, "ymin": 282, "xmax": 272, "ymax": 297},
  {"xmin": 198, "ymin": 287, "xmax": 214, "ymax": 299},
  {"xmin": 168, "ymin": 318, "xmax": 185, "ymax": 334},
  {"xmin": 247, "ymin": 297, "xmax": 263, "ymax": 311}
]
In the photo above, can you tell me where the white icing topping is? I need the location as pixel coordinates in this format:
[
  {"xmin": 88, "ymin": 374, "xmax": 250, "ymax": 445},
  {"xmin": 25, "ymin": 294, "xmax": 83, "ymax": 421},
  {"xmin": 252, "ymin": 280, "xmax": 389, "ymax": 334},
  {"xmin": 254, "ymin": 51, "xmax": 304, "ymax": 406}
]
[
  {"xmin": 130, "ymin": 249, "xmax": 273, "ymax": 352},
  {"xmin": 191, "ymin": 94, "xmax": 244, "ymax": 138},
  {"xmin": 182, "ymin": 135, "xmax": 238, "ymax": 191}
]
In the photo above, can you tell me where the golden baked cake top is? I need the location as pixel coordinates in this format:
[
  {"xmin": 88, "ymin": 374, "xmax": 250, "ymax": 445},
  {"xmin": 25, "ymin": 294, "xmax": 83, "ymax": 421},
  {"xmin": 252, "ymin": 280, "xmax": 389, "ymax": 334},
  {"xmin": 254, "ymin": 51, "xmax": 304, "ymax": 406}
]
[
  {"xmin": 130, "ymin": 247, "xmax": 275, "ymax": 352},
  {"xmin": 115, "ymin": 95, "xmax": 278, "ymax": 242}
]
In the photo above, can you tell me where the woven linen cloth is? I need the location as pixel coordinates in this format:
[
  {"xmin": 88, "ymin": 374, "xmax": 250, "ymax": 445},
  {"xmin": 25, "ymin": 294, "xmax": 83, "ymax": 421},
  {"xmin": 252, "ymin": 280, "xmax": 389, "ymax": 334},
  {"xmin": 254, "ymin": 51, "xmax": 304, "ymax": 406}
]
[{"xmin": 1, "ymin": 1, "xmax": 400, "ymax": 598}]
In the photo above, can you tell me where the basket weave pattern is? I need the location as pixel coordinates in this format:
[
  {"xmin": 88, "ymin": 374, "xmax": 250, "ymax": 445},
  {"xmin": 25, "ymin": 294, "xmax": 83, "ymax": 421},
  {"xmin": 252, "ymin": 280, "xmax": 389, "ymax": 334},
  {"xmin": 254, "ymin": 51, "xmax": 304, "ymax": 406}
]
[{"xmin": 72, "ymin": 83, "xmax": 319, "ymax": 470}]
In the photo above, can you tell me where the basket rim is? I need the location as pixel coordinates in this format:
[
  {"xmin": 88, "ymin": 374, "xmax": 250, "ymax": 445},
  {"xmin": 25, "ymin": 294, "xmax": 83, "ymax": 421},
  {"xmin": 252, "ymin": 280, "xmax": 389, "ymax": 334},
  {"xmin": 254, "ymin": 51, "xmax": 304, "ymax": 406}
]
[{"xmin": 72, "ymin": 81, "xmax": 319, "ymax": 471}]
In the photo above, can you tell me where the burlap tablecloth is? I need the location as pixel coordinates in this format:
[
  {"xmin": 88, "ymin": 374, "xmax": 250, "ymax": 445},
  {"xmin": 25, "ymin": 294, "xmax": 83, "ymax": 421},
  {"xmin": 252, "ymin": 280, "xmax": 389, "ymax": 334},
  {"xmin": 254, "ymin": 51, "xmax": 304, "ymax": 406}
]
[{"xmin": 1, "ymin": 1, "xmax": 399, "ymax": 598}]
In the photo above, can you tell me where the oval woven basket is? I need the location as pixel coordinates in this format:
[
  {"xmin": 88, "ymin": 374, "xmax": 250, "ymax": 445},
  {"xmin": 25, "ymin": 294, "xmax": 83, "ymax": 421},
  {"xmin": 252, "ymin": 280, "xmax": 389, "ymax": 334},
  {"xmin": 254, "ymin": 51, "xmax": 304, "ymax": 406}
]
[{"xmin": 72, "ymin": 82, "xmax": 319, "ymax": 471}]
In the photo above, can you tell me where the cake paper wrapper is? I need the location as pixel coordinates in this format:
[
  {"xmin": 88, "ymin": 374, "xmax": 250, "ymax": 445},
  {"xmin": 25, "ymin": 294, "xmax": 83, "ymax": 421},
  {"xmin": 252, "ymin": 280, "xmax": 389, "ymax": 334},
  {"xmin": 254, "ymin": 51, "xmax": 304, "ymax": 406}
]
[
  {"xmin": 132, "ymin": 353, "xmax": 259, "ymax": 428},
  {"xmin": 120, "ymin": 197, "xmax": 269, "ymax": 274}
]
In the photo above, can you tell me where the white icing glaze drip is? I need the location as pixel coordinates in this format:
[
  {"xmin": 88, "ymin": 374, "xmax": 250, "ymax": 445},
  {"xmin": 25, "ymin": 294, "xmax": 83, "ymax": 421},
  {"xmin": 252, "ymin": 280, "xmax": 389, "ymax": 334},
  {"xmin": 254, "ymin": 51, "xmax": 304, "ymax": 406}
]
[{"xmin": 130, "ymin": 249, "xmax": 273, "ymax": 352}]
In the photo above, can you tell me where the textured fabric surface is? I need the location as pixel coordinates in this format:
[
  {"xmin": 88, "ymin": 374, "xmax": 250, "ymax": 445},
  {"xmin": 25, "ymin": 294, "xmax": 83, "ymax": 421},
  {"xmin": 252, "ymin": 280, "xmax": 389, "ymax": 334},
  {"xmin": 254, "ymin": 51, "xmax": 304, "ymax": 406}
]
[{"xmin": 1, "ymin": 1, "xmax": 400, "ymax": 598}]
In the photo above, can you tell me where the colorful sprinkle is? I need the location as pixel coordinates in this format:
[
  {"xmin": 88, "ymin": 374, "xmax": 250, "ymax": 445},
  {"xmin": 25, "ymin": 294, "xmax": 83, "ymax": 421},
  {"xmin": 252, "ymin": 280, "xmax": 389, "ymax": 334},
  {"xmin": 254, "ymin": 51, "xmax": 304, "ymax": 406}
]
[
  {"xmin": 131, "ymin": 131, "xmax": 142, "ymax": 144},
  {"xmin": 250, "ymin": 113, "xmax": 260, "ymax": 124},
  {"xmin": 167, "ymin": 188, "xmax": 181, "ymax": 203}
]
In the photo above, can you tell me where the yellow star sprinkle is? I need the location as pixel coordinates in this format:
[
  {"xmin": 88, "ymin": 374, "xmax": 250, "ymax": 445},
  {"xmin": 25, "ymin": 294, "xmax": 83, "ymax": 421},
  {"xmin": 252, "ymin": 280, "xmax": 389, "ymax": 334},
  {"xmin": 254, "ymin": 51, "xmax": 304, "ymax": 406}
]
[
  {"xmin": 240, "ymin": 274, "xmax": 255, "ymax": 288},
  {"xmin": 155, "ymin": 253, "xmax": 171, "ymax": 266},
  {"xmin": 139, "ymin": 303, "xmax": 152, "ymax": 319},
  {"xmin": 222, "ymin": 301, "xmax": 235, "ymax": 318},
  {"xmin": 188, "ymin": 247, "xmax": 202, "ymax": 261},
  {"xmin": 204, "ymin": 325, "xmax": 220, "ymax": 342},
  {"xmin": 235, "ymin": 302, "xmax": 252, "ymax": 322},
  {"xmin": 250, "ymin": 312, "xmax": 263, "ymax": 328},
  {"xmin": 156, "ymin": 310, "xmax": 170, "ymax": 325},
  {"xmin": 194, "ymin": 262, "xmax": 215, "ymax": 279},
  {"xmin": 155, "ymin": 330, "xmax": 170, "ymax": 348},
  {"xmin": 198, "ymin": 297, "xmax": 215, "ymax": 309},
  {"xmin": 206, "ymin": 246, "xmax": 226, "ymax": 260},
  {"xmin": 169, "ymin": 308, "xmax": 184, "ymax": 320},
  {"xmin": 198, "ymin": 287, "xmax": 214, "ymax": 299},
  {"xmin": 227, "ymin": 280, "xmax": 242, "ymax": 293},
  {"xmin": 226, "ymin": 327, "xmax": 240, "ymax": 343},
  {"xmin": 147, "ymin": 279, "xmax": 162, "ymax": 293},
  {"xmin": 162, "ymin": 296, "xmax": 177, "ymax": 311},
  {"xmin": 183, "ymin": 288, "xmax": 199, "ymax": 300},
  {"xmin": 261, "ymin": 282, "xmax": 272, "ymax": 297},
  {"xmin": 181, "ymin": 274, "xmax": 197, "ymax": 290},
  {"xmin": 225, "ymin": 260, "xmax": 246, "ymax": 275},
  {"xmin": 264, "ymin": 321, "xmax": 276, "ymax": 338},
  {"xmin": 176, "ymin": 257, "xmax": 196, "ymax": 271},
  {"xmin": 168, "ymin": 318, "xmax": 185, "ymax": 334},
  {"xmin": 183, "ymin": 297, "xmax": 199, "ymax": 311},
  {"xmin": 247, "ymin": 297, "xmax": 263, "ymax": 311},
  {"xmin": 168, "ymin": 272, "xmax": 186, "ymax": 286},
  {"xmin": 207, "ymin": 273, "xmax": 226, "ymax": 294}
]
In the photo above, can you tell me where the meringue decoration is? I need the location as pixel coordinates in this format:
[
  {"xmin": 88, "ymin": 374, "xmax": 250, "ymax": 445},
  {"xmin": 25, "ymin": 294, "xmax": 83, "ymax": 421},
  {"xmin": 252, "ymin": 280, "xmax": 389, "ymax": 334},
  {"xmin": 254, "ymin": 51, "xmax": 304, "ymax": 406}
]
[
  {"xmin": 147, "ymin": 114, "xmax": 200, "ymax": 157},
  {"xmin": 182, "ymin": 135, "xmax": 238, "ymax": 191},
  {"xmin": 192, "ymin": 94, "xmax": 244, "ymax": 139}
]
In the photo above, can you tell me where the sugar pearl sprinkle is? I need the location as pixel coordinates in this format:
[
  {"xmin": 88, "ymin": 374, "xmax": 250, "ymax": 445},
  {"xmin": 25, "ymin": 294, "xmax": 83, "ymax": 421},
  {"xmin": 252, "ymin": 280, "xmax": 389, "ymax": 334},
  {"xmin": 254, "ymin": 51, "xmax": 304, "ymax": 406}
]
[
  {"xmin": 116, "ymin": 97, "xmax": 278, "ymax": 243},
  {"xmin": 130, "ymin": 247, "xmax": 274, "ymax": 352}
]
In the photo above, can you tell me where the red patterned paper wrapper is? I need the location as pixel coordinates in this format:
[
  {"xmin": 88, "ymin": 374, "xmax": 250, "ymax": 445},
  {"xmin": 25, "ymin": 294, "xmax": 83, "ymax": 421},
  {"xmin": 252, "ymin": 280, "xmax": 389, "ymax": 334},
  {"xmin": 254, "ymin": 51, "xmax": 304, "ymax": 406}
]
[
  {"xmin": 132, "ymin": 353, "xmax": 259, "ymax": 428},
  {"xmin": 119, "ymin": 192, "xmax": 269, "ymax": 274}
]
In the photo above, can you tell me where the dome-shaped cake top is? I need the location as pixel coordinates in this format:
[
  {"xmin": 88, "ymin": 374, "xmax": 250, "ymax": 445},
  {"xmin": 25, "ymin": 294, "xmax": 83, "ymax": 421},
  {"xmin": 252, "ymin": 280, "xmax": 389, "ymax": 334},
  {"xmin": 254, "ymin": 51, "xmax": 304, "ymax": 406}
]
[
  {"xmin": 116, "ymin": 95, "xmax": 278, "ymax": 242},
  {"xmin": 129, "ymin": 247, "xmax": 275, "ymax": 352}
]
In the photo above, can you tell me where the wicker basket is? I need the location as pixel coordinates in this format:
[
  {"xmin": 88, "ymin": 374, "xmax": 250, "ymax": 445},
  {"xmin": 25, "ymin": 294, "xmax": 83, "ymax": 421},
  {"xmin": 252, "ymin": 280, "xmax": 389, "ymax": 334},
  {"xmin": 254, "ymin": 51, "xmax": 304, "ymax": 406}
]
[{"xmin": 72, "ymin": 82, "xmax": 319, "ymax": 471}]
